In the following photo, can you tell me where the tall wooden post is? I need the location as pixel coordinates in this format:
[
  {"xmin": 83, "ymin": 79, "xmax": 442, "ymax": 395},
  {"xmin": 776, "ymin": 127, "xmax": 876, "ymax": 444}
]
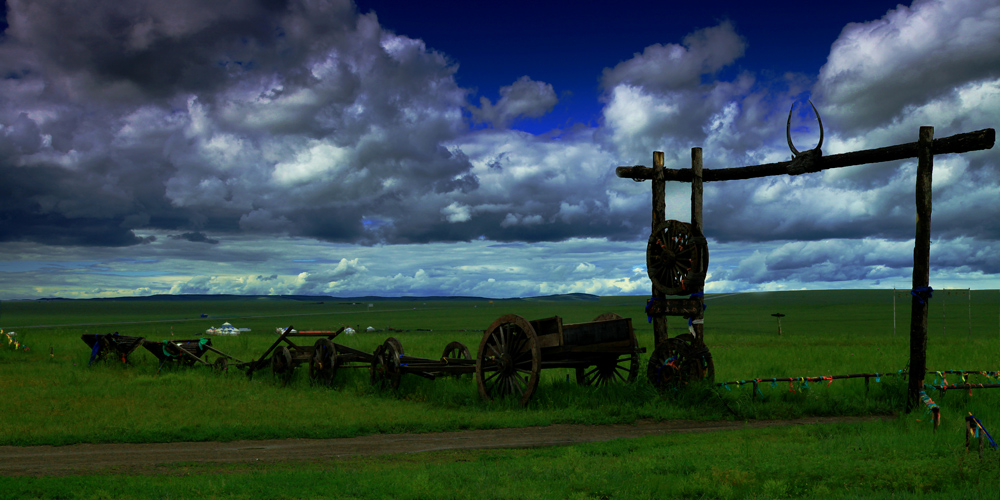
[
  {"xmin": 652, "ymin": 151, "xmax": 669, "ymax": 347},
  {"xmin": 691, "ymin": 147, "xmax": 705, "ymax": 342},
  {"xmin": 907, "ymin": 126, "xmax": 934, "ymax": 412}
]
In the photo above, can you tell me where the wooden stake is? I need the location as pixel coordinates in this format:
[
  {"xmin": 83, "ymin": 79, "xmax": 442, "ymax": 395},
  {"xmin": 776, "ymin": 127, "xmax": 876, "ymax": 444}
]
[
  {"xmin": 691, "ymin": 147, "xmax": 705, "ymax": 342},
  {"xmin": 907, "ymin": 126, "xmax": 934, "ymax": 413},
  {"xmin": 652, "ymin": 151, "xmax": 669, "ymax": 347}
]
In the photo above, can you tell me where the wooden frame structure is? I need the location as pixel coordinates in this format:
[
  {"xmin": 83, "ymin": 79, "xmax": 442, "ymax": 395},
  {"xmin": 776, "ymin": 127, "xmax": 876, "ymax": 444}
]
[{"xmin": 617, "ymin": 124, "xmax": 994, "ymax": 409}]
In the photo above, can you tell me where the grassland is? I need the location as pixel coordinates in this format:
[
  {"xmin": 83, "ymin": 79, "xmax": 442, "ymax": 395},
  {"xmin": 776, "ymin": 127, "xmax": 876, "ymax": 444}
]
[{"xmin": 1, "ymin": 290, "xmax": 998, "ymax": 498}]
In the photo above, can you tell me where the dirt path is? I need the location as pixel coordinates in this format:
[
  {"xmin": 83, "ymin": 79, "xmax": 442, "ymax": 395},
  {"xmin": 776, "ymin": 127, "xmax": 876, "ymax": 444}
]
[{"xmin": 0, "ymin": 416, "xmax": 886, "ymax": 476}]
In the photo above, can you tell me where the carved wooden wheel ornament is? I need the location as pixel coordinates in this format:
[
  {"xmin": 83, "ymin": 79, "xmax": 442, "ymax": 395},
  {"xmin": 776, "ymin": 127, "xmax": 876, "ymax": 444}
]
[{"xmin": 646, "ymin": 220, "xmax": 709, "ymax": 296}]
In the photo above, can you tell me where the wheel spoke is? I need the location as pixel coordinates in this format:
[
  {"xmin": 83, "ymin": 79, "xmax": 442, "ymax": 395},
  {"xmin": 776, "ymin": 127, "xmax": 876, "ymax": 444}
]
[
  {"xmin": 490, "ymin": 330, "xmax": 503, "ymax": 354},
  {"xmin": 487, "ymin": 343, "xmax": 503, "ymax": 359},
  {"xmin": 511, "ymin": 373, "xmax": 525, "ymax": 396}
]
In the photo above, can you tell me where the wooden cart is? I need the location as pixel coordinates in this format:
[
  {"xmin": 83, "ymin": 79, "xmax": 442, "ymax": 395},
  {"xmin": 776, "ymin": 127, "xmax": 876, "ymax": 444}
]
[
  {"xmin": 368, "ymin": 338, "xmax": 474, "ymax": 389},
  {"xmin": 473, "ymin": 313, "xmax": 643, "ymax": 405},
  {"xmin": 245, "ymin": 326, "xmax": 373, "ymax": 385},
  {"xmin": 366, "ymin": 312, "xmax": 642, "ymax": 406},
  {"xmin": 82, "ymin": 333, "xmax": 145, "ymax": 365}
]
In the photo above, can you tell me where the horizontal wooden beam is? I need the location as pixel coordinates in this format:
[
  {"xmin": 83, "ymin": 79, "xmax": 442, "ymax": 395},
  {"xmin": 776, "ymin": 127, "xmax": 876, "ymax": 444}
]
[{"xmin": 617, "ymin": 128, "xmax": 995, "ymax": 182}]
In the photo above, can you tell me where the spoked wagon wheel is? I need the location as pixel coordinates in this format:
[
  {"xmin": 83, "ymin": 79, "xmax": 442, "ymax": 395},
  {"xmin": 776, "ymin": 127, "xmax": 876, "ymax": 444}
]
[
  {"xmin": 271, "ymin": 345, "xmax": 294, "ymax": 385},
  {"xmin": 647, "ymin": 220, "xmax": 709, "ymax": 295},
  {"xmin": 646, "ymin": 335, "xmax": 714, "ymax": 390},
  {"xmin": 370, "ymin": 337, "xmax": 403, "ymax": 390},
  {"xmin": 384, "ymin": 337, "xmax": 404, "ymax": 357},
  {"xmin": 441, "ymin": 341, "xmax": 472, "ymax": 378},
  {"xmin": 309, "ymin": 338, "xmax": 338, "ymax": 387},
  {"xmin": 575, "ymin": 313, "xmax": 639, "ymax": 386},
  {"xmin": 441, "ymin": 341, "xmax": 471, "ymax": 361},
  {"xmin": 213, "ymin": 357, "xmax": 229, "ymax": 373},
  {"xmin": 576, "ymin": 352, "xmax": 639, "ymax": 386},
  {"xmin": 476, "ymin": 314, "xmax": 541, "ymax": 406}
]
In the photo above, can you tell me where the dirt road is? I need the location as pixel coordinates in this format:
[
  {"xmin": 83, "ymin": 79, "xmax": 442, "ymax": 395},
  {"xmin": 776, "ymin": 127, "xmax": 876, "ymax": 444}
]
[{"xmin": 0, "ymin": 416, "xmax": 885, "ymax": 476}]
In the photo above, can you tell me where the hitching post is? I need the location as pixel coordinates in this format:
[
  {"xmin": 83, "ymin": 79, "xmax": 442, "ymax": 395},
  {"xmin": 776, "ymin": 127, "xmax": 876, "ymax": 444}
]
[
  {"xmin": 907, "ymin": 126, "xmax": 934, "ymax": 413},
  {"xmin": 691, "ymin": 147, "xmax": 705, "ymax": 342},
  {"xmin": 652, "ymin": 151, "xmax": 669, "ymax": 347}
]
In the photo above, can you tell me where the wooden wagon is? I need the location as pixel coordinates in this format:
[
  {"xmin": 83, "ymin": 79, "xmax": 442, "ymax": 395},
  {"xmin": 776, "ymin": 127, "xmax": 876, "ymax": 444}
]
[
  {"xmin": 365, "ymin": 312, "xmax": 642, "ymax": 406},
  {"xmin": 473, "ymin": 313, "xmax": 642, "ymax": 405},
  {"xmin": 81, "ymin": 333, "xmax": 145, "ymax": 365},
  {"xmin": 245, "ymin": 326, "xmax": 375, "ymax": 385}
]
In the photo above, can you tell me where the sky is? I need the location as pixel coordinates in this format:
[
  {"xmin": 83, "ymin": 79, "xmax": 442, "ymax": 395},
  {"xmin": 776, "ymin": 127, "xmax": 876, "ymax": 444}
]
[{"xmin": 0, "ymin": 0, "xmax": 998, "ymax": 300}]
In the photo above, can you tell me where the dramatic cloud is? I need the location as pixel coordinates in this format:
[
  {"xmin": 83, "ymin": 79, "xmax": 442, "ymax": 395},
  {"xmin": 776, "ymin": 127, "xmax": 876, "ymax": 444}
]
[
  {"xmin": 471, "ymin": 76, "xmax": 558, "ymax": 128},
  {"xmin": 1, "ymin": 0, "xmax": 998, "ymax": 300},
  {"xmin": 815, "ymin": 0, "xmax": 1000, "ymax": 133},
  {"xmin": 1, "ymin": 0, "xmax": 475, "ymax": 246}
]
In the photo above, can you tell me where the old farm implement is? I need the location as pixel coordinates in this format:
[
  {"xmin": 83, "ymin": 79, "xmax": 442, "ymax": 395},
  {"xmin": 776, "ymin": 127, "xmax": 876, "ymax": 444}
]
[
  {"xmin": 82, "ymin": 333, "xmax": 145, "ymax": 365},
  {"xmin": 142, "ymin": 338, "xmax": 248, "ymax": 373},
  {"xmin": 254, "ymin": 312, "xmax": 640, "ymax": 406},
  {"xmin": 368, "ymin": 337, "xmax": 475, "ymax": 389},
  {"xmin": 245, "ymin": 326, "xmax": 375, "ymax": 385}
]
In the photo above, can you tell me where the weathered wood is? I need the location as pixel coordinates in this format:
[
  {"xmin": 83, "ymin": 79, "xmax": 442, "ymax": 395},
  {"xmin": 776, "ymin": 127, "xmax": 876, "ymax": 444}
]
[
  {"xmin": 690, "ymin": 147, "xmax": 705, "ymax": 342},
  {"xmin": 616, "ymin": 128, "xmax": 995, "ymax": 182},
  {"xmin": 907, "ymin": 126, "xmax": 934, "ymax": 413},
  {"xmin": 652, "ymin": 151, "xmax": 670, "ymax": 348},
  {"xmin": 645, "ymin": 298, "xmax": 704, "ymax": 317}
]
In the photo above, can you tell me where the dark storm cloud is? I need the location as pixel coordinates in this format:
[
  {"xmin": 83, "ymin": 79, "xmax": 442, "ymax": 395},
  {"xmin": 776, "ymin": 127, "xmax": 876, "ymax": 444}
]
[
  {"xmin": 1, "ymin": 0, "xmax": 997, "ymax": 302},
  {"xmin": 170, "ymin": 231, "xmax": 219, "ymax": 244},
  {"xmin": 0, "ymin": 0, "xmax": 481, "ymax": 247}
]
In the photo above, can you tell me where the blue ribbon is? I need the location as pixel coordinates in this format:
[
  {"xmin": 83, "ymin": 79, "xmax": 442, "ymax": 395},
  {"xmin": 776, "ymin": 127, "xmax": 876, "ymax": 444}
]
[
  {"xmin": 88, "ymin": 339, "xmax": 101, "ymax": 365},
  {"xmin": 911, "ymin": 286, "xmax": 934, "ymax": 304},
  {"xmin": 686, "ymin": 292, "xmax": 707, "ymax": 326},
  {"xmin": 645, "ymin": 296, "xmax": 664, "ymax": 323},
  {"xmin": 969, "ymin": 414, "xmax": 997, "ymax": 449}
]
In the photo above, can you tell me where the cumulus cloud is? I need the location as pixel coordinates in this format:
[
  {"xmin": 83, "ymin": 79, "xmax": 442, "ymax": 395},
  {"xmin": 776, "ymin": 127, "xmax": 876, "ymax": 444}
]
[
  {"xmin": 814, "ymin": 0, "xmax": 1000, "ymax": 133},
  {"xmin": 1, "ymin": 2, "xmax": 998, "ymax": 300},
  {"xmin": 601, "ymin": 21, "xmax": 746, "ymax": 92},
  {"xmin": 471, "ymin": 76, "xmax": 558, "ymax": 128},
  {"xmin": 0, "ymin": 0, "xmax": 475, "ymax": 247}
]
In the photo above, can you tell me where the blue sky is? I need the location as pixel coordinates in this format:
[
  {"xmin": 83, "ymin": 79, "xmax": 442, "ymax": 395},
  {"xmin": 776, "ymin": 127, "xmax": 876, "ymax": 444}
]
[{"xmin": 0, "ymin": 0, "xmax": 998, "ymax": 300}]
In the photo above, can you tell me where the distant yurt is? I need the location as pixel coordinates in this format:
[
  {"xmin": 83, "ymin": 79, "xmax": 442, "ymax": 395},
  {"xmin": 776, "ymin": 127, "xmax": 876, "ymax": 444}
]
[{"xmin": 207, "ymin": 322, "xmax": 240, "ymax": 336}]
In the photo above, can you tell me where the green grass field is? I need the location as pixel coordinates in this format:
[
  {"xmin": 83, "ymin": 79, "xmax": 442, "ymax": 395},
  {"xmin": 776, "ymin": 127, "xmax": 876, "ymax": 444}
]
[{"xmin": 1, "ymin": 290, "xmax": 998, "ymax": 499}]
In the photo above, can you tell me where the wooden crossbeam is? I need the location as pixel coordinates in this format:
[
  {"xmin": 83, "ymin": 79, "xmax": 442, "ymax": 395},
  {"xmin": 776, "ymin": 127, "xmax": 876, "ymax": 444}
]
[{"xmin": 617, "ymin": 128, "xmax": 994, "ymax": 182}]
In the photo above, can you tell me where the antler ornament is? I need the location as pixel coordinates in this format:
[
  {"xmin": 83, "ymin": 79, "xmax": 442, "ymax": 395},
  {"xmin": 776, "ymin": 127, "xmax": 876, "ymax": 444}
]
[{"xmin": 786, "ymin": 100, "xmax": 824, "ymax": 175}]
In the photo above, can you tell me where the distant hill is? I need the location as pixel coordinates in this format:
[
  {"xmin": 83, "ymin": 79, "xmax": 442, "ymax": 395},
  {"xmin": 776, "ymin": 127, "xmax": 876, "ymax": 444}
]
[{"xmin": 33, "ymin": 293, "xmax": 602, "ymax": 303}]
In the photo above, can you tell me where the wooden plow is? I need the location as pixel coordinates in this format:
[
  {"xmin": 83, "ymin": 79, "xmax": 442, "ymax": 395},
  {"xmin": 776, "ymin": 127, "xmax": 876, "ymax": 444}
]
[
  {"xmin": 81, "ymin": 333, "xmax": 145, "ymax": 366},
  {"xmin": 142, "ymin": 338, "xmax": 248, "ymax": 374}
]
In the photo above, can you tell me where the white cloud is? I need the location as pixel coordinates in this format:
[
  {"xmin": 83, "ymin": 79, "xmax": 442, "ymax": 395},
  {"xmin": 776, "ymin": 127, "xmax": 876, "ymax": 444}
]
[
  {"xmin": 601, "ymin": 21, "xmax": 746, "ymax": 91},
  {"xmin": 471, "ymin": 76, "xmax": 558, "ymax": 128},
  {"xmin": 815, "ymin": 0, "xmax": 1000, "ymax": 132}
]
